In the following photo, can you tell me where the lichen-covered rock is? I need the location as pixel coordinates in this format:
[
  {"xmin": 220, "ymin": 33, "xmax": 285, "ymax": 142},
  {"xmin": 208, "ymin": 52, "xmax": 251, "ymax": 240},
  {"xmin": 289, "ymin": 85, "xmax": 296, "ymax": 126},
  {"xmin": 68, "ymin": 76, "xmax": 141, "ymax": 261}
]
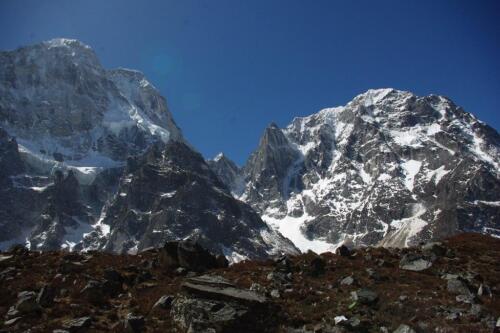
[{"xmin": 171, "ymin": 275, "xmax": 276, "ymax": 332}]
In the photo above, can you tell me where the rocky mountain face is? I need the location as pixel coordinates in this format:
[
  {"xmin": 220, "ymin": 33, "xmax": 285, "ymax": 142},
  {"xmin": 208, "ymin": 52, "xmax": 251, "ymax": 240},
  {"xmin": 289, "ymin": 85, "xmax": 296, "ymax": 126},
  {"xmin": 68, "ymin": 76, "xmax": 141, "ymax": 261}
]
[
  {"xmin": 80, "ymin": 140, "xmax": 297, "ymax": 259},
  {"xmin": 206, "ymin": 153, "xmax": 244, "ymax": 196},
  {"xmin": 0, "ymin": 38, "xmax": 183, "ymax": 183},
  {"xmin": 0, "ymin": 39, "xmax": 298, "ymax": 259},
  {"xmin": 1, "ymin": 38, "xmax": 499, "ymax": 259},
  {"xmin": 213, "ymin": 89, "xmax": 500, "ymax": 252}
]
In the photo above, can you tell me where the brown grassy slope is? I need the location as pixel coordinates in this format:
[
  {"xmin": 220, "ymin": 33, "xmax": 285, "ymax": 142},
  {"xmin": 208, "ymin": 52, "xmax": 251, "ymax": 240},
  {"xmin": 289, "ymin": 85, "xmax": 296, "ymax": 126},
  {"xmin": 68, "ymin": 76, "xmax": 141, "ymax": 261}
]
[{"xmin": 0, "ymin": 233, "xmax": 498, "ymax": 332}]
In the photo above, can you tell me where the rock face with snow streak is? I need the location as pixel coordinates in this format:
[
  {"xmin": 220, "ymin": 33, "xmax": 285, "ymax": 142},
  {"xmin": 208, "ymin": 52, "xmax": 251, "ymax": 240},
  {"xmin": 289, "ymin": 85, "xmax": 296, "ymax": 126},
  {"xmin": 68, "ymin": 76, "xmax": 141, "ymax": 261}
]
[
  {"xmin": 0, "ymin": 38, "xmax": 183, "ymax": 182},
  {"xmin": 81, "ymin": 141, "xmax": 298, "ymax": 260},
  {"xmin": 0, "ymin": 127, "xmax": 99, "ymax": 251},
  {"xmin": 206, "ymin": 153, "xmax": 245, "ymax": 196},
  {"xmin": 214, "ymin": 89, "xmax": 500, "ymax": 250},
  {"xmin": 0, "ymin": 39, "xmax": 299, "ymax": 259},
  {"xmin": 0, "ymin": 38, "xmax": 185, "ymax": 250}
]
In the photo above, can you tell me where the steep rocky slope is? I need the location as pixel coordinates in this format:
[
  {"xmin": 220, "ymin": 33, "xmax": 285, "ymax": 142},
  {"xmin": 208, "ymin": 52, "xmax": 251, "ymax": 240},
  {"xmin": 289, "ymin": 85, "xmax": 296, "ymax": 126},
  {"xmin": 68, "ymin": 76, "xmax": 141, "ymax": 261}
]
[
  {"xmin": 0, "ymin": 39, "xmax": 298, "ymax": 259},
  {"xmin": 206, "ymin": 153, "xmax": 245, "ymax": 196},
  {"xmin": 0, "ymin": 234, "xmax": 498, "ymax": 332},
  {"xmin": 213, "ymin": 89, "xmax": 500, "ymax": 252},
  {"xmin": 0, "ymin": 38, "xmax": 186, "ymax": 250},
  {"xmin": 0, "ymin": 38, "xmax": 183, "ymax": 180},
  {"xmin": 80, "ymin": 141, "xmax": 298, "ymax": 259}
]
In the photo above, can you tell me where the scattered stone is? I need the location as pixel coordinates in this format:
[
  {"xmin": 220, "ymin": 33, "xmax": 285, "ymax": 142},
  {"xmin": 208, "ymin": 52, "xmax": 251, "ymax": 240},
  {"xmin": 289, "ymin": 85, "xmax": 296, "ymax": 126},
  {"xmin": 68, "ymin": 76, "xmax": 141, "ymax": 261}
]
[
  {"xmin": 345, "ymin": 316, "xmax": 363, "ymax": 330},
  {"xmin": 267, "ymin": 271, "xmax": 291, "ymax": 287},
  {"xmin": 308, "ymin": 256, "xmax": 326, "ymax": 277},
  {"xmin": 215, "ymin": 254, "xmax": 229, "ymax": 268},
  {"xmin": 8, "ymin": 244, "xmax": 29, "ymax": 255},
  {"xmin": 275, "ymin": 255, "xmax": 293, "ymax": 272},
  {"xmin": 6, "ymin": 306, "xmax": 19, "ymax": 319},
  {"xmin": 366, "ymin": 268, "xmax": 383, "ymax": 281},
  {"xmin": 250, "ymin": 283, "xmax": 266, "ymax": 294},
  {"xmin": 445, "ymin": 311, "xmax": 460, "ymax": 321},
  {"xmin": 124, "ymin": 313, "xmax": 145, "ymax": 333},
  {"xmin": 58, "ymin": 261, "xmax": 85, "ymax": 274},
  {"xmin": 447, "ymin": 278, "xmax": 474, "ymax": 297},
  {"xmin": 456, "ymin": 294, "xmax": 475, "ymax": 304},
  {"xmin": 421, "ymin": 242, "xmax": 447, "ymax": 257},
  {"xmin": 392, "ymin": 324, "xmax": 416, "ymax": 333},
  {"xmin": 62, "ymin": 316, "xmax": 92, "ymax": 332},
  {"xmin": 81, "ymin": 280, "xmax": 106, "ymax": 304},
  {"xmin": 103, "ymin": 268, "xmax": 123, "ymax": 283},
  {"xmin": 334, "ymin": 315, "xmax": 348, "ymax": 325},
  {"xmin": 37, "ymin": 284, "xmax": 56, "ymax": 307},
  {"xmin": 153, "ymin": 295, "xmax": 174, "ymax": 309},
  {"xmin": 270, "ymin": 289, "xmax": 280, "ymax": 298},
  {"xmin": 158, "ymin": 239, "xmax": 224, "ymax": 273},
  {"xmin": 0, "ymin": 254, "xmax": 13, "ymax": 262},
  {"xmin": 174, "ymin": 267, "xmax": 188, "ymax": 275},
  {"xmin": 351, "ymin": 289, "xmax": 379, "ymax": 305},
  {"xmin": 4, "ymin": 316, "xmax": 22, "ymax": 326},
  {"xmin": 340, "ymin": 276, "xmax": 355, "ymax": 286},
  {"xmin": 469, "ymin": 304, "xmax": 482, "ymax": 318},
  {"xmin": 477, "ymin": 283, "xmax": 492, "ymax": 297},
  {"xmin": 376, "ymin": 258, "xmax": 393, "ymax": 267},
  {"xmin": 399, "ymin": 254, "xmax": 432, "ymax": 272},
  {"xmin": 336, "ymin": 245, "xmax": 351, "ymax": 257},
  {"xmin": 181, "ymin": 275, "xmax": 268, "ymax": 304},
  {"xmin": 15, "ymin": 291, "xmax": 40, "ymax": 314},
  {"xmin": 0, "ymin": 266, "xmax": 16, "ymax": 280}
]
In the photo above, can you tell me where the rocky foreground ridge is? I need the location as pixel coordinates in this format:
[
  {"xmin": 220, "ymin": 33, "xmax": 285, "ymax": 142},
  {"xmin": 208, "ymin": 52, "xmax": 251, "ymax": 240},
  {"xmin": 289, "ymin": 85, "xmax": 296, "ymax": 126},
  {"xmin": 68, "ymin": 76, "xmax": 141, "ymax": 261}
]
[{"xmin": 0, "ymin": 233, "xmax": 499, "ymax": 332}]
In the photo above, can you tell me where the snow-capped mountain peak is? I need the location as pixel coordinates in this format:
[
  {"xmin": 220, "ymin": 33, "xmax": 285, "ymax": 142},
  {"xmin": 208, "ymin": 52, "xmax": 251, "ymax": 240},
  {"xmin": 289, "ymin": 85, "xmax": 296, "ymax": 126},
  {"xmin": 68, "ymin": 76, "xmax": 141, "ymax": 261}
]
[
  {"xmin": 0, "ymin": 38, "xmax": 184, "ymax": 184},
  {"xmin": 0, "ymin": 39, "xmax": 299, "ymax": 261},
  {"xmin": 211, "ymin": 89, "xmax": 500, "ymax": 252}
]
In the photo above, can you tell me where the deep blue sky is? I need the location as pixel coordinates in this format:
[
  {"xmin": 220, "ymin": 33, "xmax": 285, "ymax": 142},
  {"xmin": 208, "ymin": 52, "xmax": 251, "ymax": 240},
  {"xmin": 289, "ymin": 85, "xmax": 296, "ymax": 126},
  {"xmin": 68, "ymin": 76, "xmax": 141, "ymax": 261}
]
[{"xmin": 1, "ymin": 1, "xmax": 499, "ymax": 165}]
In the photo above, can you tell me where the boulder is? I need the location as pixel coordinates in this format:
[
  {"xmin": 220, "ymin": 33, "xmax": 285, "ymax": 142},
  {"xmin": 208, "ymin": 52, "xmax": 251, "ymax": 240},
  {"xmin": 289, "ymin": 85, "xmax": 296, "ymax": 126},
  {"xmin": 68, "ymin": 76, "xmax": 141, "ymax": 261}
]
[
  {"xmin": 103, "ymin": 268, "xmax": 123, "ymax": 283},
  {"xmin": 124, "ymin": 313, "xmax": 145, "ymax": 333},
  {"xmin": 399, "ymin": 254, "xmax": 432, "ymax": 272},
  {"xmin": 37, "ymin": 284, "xmax": 56, "ymax": 307},
  {"xmin": 421, "ymin": 242, "xmax": 447, "ymax": 257},
  {"xmin": 62, "ymin": 316, "xmax": 92, "ymax": 332},
  {"xmin": 308, "ymin": 255, "xmax": 326, "ymax": 277},
  {"xmin": 158, "ymin": 239, "xmax": 225, "ymax": 273},
  {"xmin": 351, "ymin": 289, "xmax": 379, "ymax": 305},
  {"xmin": 80, "ymin": 280, "xmax": 107, "ymax": 305},
  {"xmin": 447, "ymin": 278, "xmax": 474, "ymax": 296},
  {"xmin": 215, "ymin": 254, "xmax": 229, "ymax": 269},
  {"xmin": 274, "ymin": 255, "xmax": 293, "ymax": 273},
  {"xmin": 340, "ymin": 276, "xmax": 355, "ymax": 286},
  {"xmin": 153, "ymin": 295, "xmax": 174, "ymax": 309},
  {"xmin": 171, "ymin": 274, "xmax": 275, "ymax": 332},
  {"xmin": 15, "ymin": 291, "xmax": 40, "ymax": 314},
  {"xmin": 393, "ymin": 324, "xmax": 416, "ymax": 333},
  {"xmin": 336, "ymin": 245, "xmax": 351, "ymax": 257}
]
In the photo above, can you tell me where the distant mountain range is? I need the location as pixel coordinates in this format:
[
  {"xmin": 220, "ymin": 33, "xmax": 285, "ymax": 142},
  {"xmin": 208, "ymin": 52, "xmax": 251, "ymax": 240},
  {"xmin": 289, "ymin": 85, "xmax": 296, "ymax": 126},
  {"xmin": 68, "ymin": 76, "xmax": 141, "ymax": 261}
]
[{"xmin": 0, "ymin": 39, "xmax": 498, "ymax": 260}]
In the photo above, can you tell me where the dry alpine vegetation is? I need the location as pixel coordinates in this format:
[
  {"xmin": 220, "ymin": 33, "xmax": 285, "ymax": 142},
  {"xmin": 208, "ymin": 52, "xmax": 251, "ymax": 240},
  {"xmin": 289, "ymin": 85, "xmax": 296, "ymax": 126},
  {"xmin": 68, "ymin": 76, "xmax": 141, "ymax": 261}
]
[{"xmin": 0, "ymin": 233, "xmax": 499, "ymax": 333}]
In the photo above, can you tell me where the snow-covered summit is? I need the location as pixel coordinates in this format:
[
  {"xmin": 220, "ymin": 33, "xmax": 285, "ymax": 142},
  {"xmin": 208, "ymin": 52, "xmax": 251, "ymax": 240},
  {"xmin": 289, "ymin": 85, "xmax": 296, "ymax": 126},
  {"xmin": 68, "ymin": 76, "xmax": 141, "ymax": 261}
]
[
  {"xmin": 0, "ymin": 38, "xmax": 184, "ymax": 183},
  {"xmin": 43, "ymin": 38, "xmax": 92, "ymax": 50},
  {"xmin": 213, "ymin": 152, "xmax": 225, "ymax": 162},
  {"xmin": 212, "ymin": 89, "xmax": 500, "ymax": 253}
]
